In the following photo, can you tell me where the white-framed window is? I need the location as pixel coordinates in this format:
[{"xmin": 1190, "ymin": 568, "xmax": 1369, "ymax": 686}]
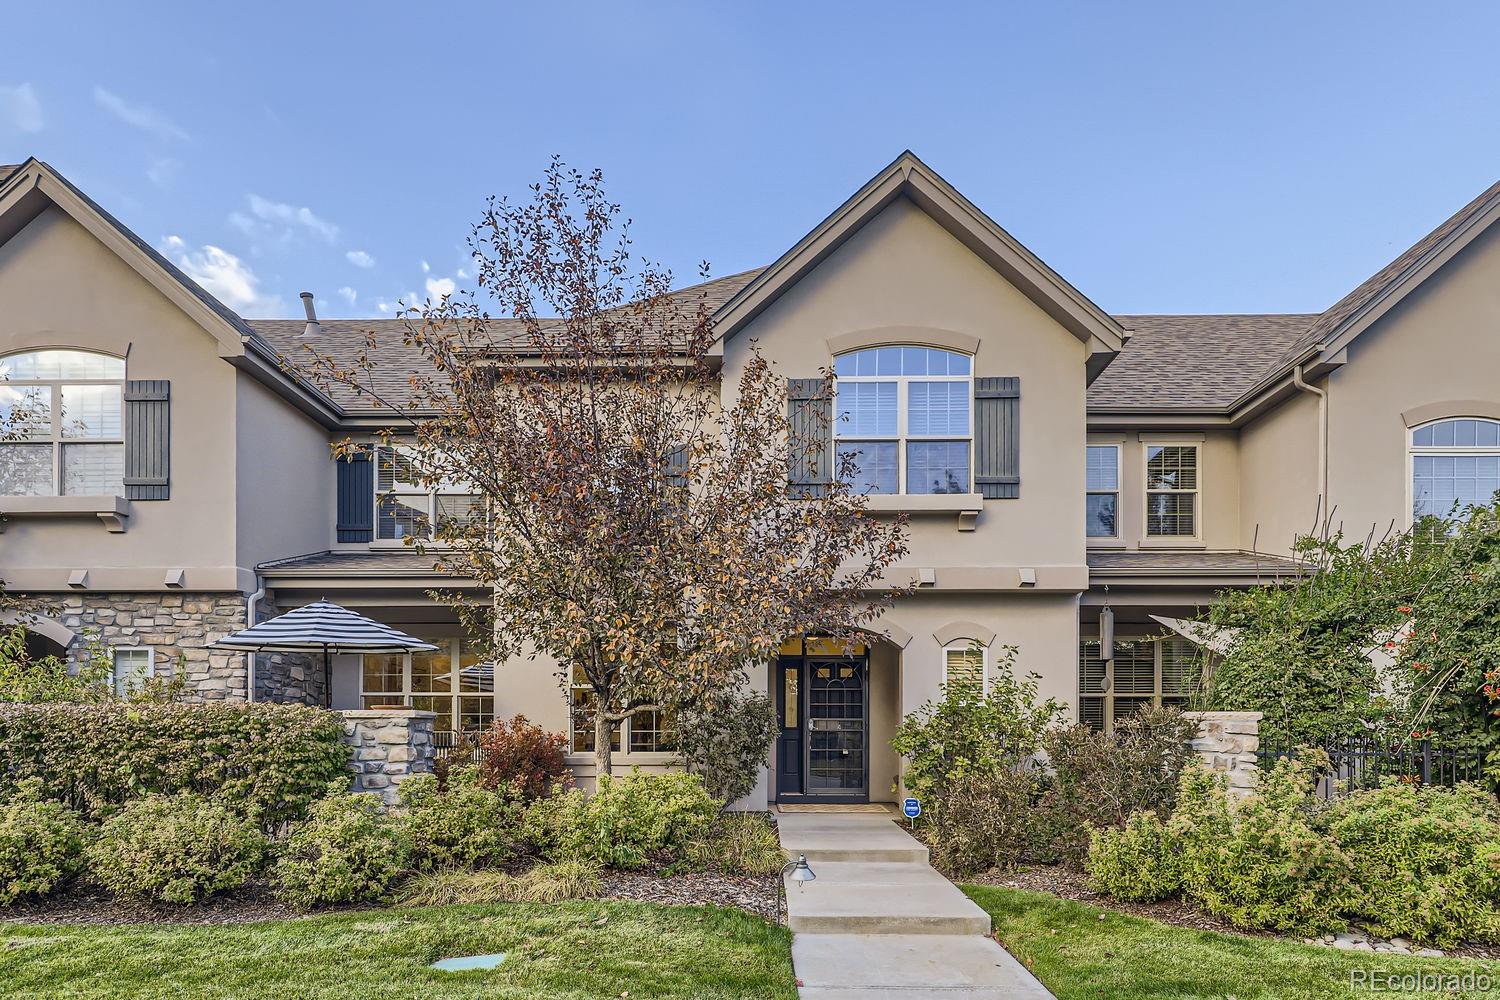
[
  {"xmin": 1086, "ymin": 444, "xmax": 1120, "ymax": 538},
  {"xmin": 0, "ymin": 349, "xmax": 126, "ymax": 497},
  {"xmin": 1078, "ymin": 635, "xmax": 1194, "ymax": 733},
  {"xmin": 374, "ymin": 445, "xmax": 481, "ymax": 542},
  {"xmin": 567, "ymin": 663, "xmax": 674, "ymax": 755},
  {"xmin": 111, "ymin": 646, "xmax": 154, "ymax": 697},
  {"xmin": 942, "ymin": 641, "xmax": 986, "ymax": 692},
  {"xmin": 1410, "ymin": 418, "xmax": 1500, "ymax": 522},
  {"xmin": 1144, "ymin": 443, "xmax": 1199, "ymax": 537},
  {"xmin": 360, "ymin": 638, "xmax": 495, "ymax": 737},
  {"xmin": 833, "ymin": 346, "xmax": 973, "ymax": 495}
]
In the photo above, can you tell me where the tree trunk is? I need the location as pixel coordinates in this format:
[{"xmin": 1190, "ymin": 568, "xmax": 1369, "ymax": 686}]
[{"xmin": 594, "ymin": 701, "xmax": 612, "ymax": 778}]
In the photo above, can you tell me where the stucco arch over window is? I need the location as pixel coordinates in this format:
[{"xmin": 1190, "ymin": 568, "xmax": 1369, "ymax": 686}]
[
  {"xmin": 931, "ymin": 621, "xmax": 996, "ymax": 648},
  {"xmin": 931, "ymin": 622, "xmax": 995, "ymax": 692},
  {"xmin": 1409, "ymin": 417, "xmax": 1500, "ymax": 521},
  {"xmin": 0, "ymin": 611, "xmax": 76, "ymax": 658}
]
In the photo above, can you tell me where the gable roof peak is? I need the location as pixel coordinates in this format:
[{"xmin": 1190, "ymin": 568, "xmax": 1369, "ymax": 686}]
[{"xmin": 713, "ymin": 150, "xmax": 1123, "ymax": 358}]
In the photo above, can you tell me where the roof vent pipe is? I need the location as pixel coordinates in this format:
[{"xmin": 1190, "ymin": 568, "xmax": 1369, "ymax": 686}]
[{"xmin": 299, "ymin": 292, "xmax": 322, "ymax": 338}]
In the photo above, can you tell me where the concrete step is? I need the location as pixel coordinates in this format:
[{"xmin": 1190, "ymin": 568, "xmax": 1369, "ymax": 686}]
[
  {"xmin": 793, "ymin": 933, "xmax": 1053, "ymax": 998},
  {"xmin": 778, "ymin": 817, "xmax": 930, "ymax": 865},
  {"xmin": 784, "ymin": 863, "xmax": 992, "ymax": 935}
]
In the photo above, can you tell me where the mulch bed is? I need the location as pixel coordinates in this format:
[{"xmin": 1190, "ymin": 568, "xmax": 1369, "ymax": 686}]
[
  {"xmin": 600, "ymin": 871, "xmax": 781, "ymax": 923},
  {"xmin": 0, "ymin": 884, "xmax": 343, "ymax": 927},
  {"xmin": 965, "ymin": 864, "xmax": 1500, "ymax": 961},
  {"xmin": 1, "ymin": 872, "xmax": 783, "ymax": 928}
]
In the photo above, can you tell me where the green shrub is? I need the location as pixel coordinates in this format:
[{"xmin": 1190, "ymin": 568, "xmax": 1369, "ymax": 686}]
[
  {"xmin": 674, "ymin": 691, "xmax": 777, "ymax": 806},
  {"xmin": 88, "ymin": 793, "xmax": 267, "ymax": 904},
  {"xmin": 0, "ymin": 702, "xmax": 348, "ymax": 826},
  {"xmin": 1034, "ymin": 707, "xmax": 1196, "ymax": 866},
  {"xmin": 521, "ymin": 770, "xmax": 719, "ymax": 869},
  {"xmin": 0, "ymin": 779, "xmax": 91, "ymax": 904},
  {"xmin": 926, "ymin": 767, "xmax": 1039, "ymax": 877},
  {"xmin": 273, "ymin": 784, "xmax": 411, "ymax": 909},
  {"xmin": 476, "ymin": 715, "xmax": 572, "ymax": 801},
  {"xmin": 396, "ymin": 859, "xmax": 601, "ymax": 906},
  {"xmin": 1086, "ymin": 811, "xmax": 1180, "ymax": 902},
  {"xmin": 397, "ymin": 766, "xmax": 519, "ymax": 871},
  {"xmin": 891, "ymin": 646, "xmax": 1063, "ymax": 806},
  {"xmin": 1329, "ymin": 780, "xmax": 1500, "ymax": 946},
  {"xmin": 678, "ymin": 813, "xmax": 785, "ymax": 875},
  {"xmin": 1174, "ymin": 756, "xmax": 1350, "ymax": 935}
]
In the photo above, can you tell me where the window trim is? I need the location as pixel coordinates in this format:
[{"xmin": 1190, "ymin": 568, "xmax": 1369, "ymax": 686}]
[
  {"xmin": 833, "ymin": 346, "xmax": 974, "ymax": 496},
  {"xmin": 1406, "ymin": 416, "xmax": 1500, "ymax": 528},
  {"xmin": 941, "ymin": 640, "xmax": 987, "ymax": 692},
  {"xmin": 565, "ymin": 663, "xmax": 677, "ymax": 759},
  {"xmin": 358, "ymin": 638, "xmax": 497, "ymax": 738},
  {"xmin": 110, "ymin": 645, "xmax": 155, "ymax": 697},
  {"xmin": 1077, "ymin": 633, "xmax": 1194, "ymax": 734},
  {"xmin": 1085, "ymin": 443, "xmax": 1121, "ymax": 541},
  {"xmin": 371, "ymin": 443, "xmax": 480, "ymax": 547},
  {"xmin": 1141, "ymin": 440, "xmax": 1202, "ymax": 542},
  {"xmin": 0, "ymin": 349, "xmax": 127, "ymax": 498}
]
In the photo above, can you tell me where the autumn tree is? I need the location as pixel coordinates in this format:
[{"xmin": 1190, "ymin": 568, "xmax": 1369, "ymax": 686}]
[{"xmin": 296, "ymin": 159, "xmax": 909, "ymax": 775}]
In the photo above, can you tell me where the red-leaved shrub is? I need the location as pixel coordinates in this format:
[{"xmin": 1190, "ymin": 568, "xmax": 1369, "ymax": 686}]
[{"xmin": 477, "ymin": 715, "xmax": 571, "ymax": 800}]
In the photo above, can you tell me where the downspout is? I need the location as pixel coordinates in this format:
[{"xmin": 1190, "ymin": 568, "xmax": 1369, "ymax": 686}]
[
  {"xmin": 1292, "ymin": 363, "xmax": 1329, "ymax": 533},
  {"xmin": 244, "ymin": 579, "xmax": 266, "ymax": 703}
]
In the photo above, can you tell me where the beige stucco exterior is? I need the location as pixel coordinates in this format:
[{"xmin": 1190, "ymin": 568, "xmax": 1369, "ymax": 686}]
[{"xmin": 6, "ymin": 152, "xmax": 1500, "ymax": 803}]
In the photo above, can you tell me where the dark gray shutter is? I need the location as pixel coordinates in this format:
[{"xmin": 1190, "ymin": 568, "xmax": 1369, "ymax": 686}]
[
  {"xmin": 666, "ymin": 444, "xmax": 689, "ymax": 488},
  {"xmin": 975, "ymin": 376, "xmax": 1020, "ymax": 499},
  {"xmin": 336, "ymin": 450, "xmax": 374, "ymax": 542},
  {"xmin": 787, "ymin": 377, "xmax": 831, "ymax": 498},
  {"xmin": 123, "ymin": 380, "xmax": 170, "ymax": 500}
]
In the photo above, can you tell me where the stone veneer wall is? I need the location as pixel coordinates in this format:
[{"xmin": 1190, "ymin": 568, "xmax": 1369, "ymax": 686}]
[
  {"xmin": 56, "ymin": 592, "xmax": 249, "ymax": 701},
  {"xmin": 1184, "ymin": 710, "xmax": 1262, "ymax": 797},
  {"xmin": 250, "ymin": 595, "xmax": 327, "ymax": 707},
  {"xmin": 341, "ymin": 709, "xmax": 436, "ymax": 807}
]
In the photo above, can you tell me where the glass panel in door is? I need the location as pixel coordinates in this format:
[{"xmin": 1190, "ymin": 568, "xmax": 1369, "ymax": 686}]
[{"xmin": 806, "ymin": 658, "xmax": 866, "ymax": 794}]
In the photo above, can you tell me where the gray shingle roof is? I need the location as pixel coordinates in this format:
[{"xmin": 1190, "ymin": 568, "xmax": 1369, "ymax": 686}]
[
  {"xmin": 1087, "ymin": 314, "xmax": 1317, "ymax": 410},
  {"xmin": 1087, "ymin": 550, "xmax": 1302, "ymax": 576},
  {"xmin": 250, "ymin": 269, "xmax": 762, "ymax": 412}
]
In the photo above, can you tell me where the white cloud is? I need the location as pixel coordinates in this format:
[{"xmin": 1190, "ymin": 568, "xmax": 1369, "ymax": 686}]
[
  {"xmin": 425, "ymin": 276, "xmax": 455, "ymax": 301},
  {"xmin": 345, "ymin": 249, "xmax": 376, "ymax": 268},
  {"xmin": 420, "ymin": 260, "xmax": 431, "ymax": 274},
  {"xmin": 93, "ymin": 86, "xmax": 190, "ymax": 142},
  {"xmin": 164, "ymin": 236, "xmax": 282, "ymax": 316},
  {"xmin": 146, "ymin": 157, "xmax": 180, "ymax": 188},
  {"xmin": 244, "ymin": 193, "xmax": 338, "ymax": 242},
  {"xmin": 337, "ymin": 286, "xmax": 357, "ymax": 306},
  {"xmin": 0, "ymin": 83, "xmax": 43, "ymax": 133}
]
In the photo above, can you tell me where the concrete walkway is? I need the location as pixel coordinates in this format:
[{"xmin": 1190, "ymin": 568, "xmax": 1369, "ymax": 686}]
[{"xmin": 778, "ymin": 811, "xmax": 1054, "ymax": 999}]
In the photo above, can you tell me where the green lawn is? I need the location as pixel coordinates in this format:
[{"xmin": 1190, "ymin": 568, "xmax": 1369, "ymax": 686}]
[
  {"xmin": 0, "ymin": 900, "xmax": 796, "ymax": 1000},
  {"xmin": 966, "ymin": 884, "xmax": 1500, "ymax": 1000}
]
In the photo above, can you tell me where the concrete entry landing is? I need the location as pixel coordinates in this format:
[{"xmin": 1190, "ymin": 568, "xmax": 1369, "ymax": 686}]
[{"xmin": 778, "ymin": 812, "xmax": 1054, "ymax": 999}]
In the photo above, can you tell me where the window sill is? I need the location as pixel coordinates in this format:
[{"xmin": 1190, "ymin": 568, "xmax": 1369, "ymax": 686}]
[
  {"xmin": 1086, "ymin": 540, "xmax": 1127, "ymax": 549},
  {"xmin": 1137, "ymin": 537, "xmax": 1206, "ymax": 550},
  {"xmin": 0, "ymin": 495, "xmax": 131, "ymax": 533},
  {"xmin": 864, "ymin": 493, "xmax": 985, "ymax": 531},
  {"xmin": 565, "ymin": 752, "xmax": 683, "ymax": 769}
]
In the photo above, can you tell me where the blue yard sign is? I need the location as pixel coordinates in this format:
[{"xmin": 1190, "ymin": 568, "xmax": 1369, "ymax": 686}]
[{"xmin": 902, "ymin": 797, "xmax": 921, "ymax": 819}]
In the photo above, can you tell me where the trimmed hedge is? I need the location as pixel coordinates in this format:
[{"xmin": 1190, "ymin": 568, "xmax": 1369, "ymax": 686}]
[{"xmin": 0, "ymin": 702, "xmax": 349, "ymax": 826}]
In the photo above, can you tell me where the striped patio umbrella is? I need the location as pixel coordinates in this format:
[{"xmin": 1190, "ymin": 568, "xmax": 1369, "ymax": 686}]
[{"xmin": 211, "ymin": 599, "xmax": 437, "ymax": 708}]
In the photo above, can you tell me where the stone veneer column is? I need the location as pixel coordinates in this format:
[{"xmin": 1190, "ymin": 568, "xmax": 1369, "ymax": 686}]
[
  {"xmin": 340, "ymin": 709, "xmax": 437, "ymax": 807},
  {"xmin": 1183, "ymin": 710, "xmax": 1262, "ymax": 797}
]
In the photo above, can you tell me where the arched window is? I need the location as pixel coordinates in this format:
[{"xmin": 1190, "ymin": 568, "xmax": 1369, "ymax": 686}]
[
  {"xmin": 1410, "ymin": 418, "xmax": 1500, "ymax": 521},
  {"xmin": 0, "ymin": 349, "xmax": 126, "ymax": 497},
  {"xmin": 832, "ymin": 346, "xmax": 972, "ymax": 495}
]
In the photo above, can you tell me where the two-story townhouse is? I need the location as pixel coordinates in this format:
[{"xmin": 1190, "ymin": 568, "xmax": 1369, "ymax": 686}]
[{"xmin": 3, "ymin": 152, "xmax": 1499, "ymax": 807}]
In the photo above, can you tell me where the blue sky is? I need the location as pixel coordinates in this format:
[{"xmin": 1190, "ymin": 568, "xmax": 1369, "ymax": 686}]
[{"xmin": 3, "ymin": 2, "xmax": 1499, "ymax": 320}]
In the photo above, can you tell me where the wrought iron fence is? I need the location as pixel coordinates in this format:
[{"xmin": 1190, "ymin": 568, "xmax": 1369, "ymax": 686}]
[{"xmin": 1256, "ymin": 734, "xmax": 1488, "ymax": 797}]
